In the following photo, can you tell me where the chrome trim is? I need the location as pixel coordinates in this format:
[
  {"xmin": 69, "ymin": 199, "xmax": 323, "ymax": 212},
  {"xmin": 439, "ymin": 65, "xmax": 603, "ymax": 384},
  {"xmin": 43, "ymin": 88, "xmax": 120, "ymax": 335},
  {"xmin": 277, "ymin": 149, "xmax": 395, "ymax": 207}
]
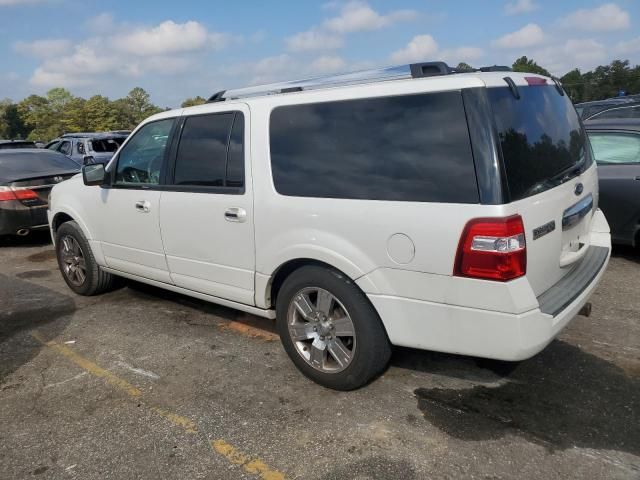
[{"xmin": 562, "ymin": 194, "xmax": 593, "ymax": 230}]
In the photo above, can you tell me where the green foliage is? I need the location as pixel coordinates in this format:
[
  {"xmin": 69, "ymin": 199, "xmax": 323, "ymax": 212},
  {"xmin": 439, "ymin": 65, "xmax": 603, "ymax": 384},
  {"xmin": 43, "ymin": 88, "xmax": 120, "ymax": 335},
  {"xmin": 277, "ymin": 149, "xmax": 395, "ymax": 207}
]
[
  {"xmin": 181, "ymin": 96, "xmax": 207, "ymax": 108},
  {"xmin": 512, "ymin": 56, "xmax": 551, "ymax": 77},
  {"xmin": 5, "ymin": 55, "xmax": 640, "ymax": 142},
  {"xmin": 455, "ymin": 62, "xmax": 475, "ymax": 72},
  {"xmin": 561, "ymin": 59, "xmax": 640, "ymax": 103},
  {"xmin": 0, "ymin": 99, "xmax": 28, "ymax": 139}
]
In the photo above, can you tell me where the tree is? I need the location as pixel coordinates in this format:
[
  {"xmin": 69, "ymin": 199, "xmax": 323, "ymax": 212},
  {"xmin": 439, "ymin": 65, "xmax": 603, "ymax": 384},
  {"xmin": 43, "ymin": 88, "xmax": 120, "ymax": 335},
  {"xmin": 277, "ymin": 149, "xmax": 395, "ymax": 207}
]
[
  {"xmin": 512, "ymin": 56, "xmax": 551, "ymax": 77},
  {"xmin": 85, "ymin": 95, "xmax": 118, "ymax": 131},
  {"xmin": 125, "ymin": 87, "xmax": 163, "ymax": 126},
  {"xmin": 560, "ymin": 69, "xmax": 584, "ymax": 102},
  {"xmin": 17, "ymin": 94, "xmax": 54, "ymax": 140},
  {"xmin": 181, "ymin": 96, "xmax": 207, "ymax": 108},
  {"xmin": 455, "ymin": 62, "xmax": 474, "ymax": 72},
  {"xmin": 62, "ymin": 97, "xmax": 88, "ymax": 133}
]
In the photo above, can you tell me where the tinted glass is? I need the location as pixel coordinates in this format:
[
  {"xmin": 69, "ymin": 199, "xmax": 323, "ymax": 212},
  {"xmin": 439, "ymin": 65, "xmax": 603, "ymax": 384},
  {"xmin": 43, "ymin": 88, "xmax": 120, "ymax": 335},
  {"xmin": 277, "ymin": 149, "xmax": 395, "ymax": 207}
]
[
  {"xmin": 115, "ymin": 118, "xmax": 173, "ymax": 185},
  {"xmin": 0, "ymin": 151, "xmax": 79, "ymax": 179},
  {"xmin": 77, "ymin": 141, "xmax": 85, "ymax": 154},
  {"xmin": 226, "ymin": 113, "xmax": 244, "ymax": 188},
  {"xmin": 270, "ymin": 92, "xmax": 478, "ymax": 203},
  {"xmin": 174, "ymin": 113, "xmax": 234, "ymax": 186},
  {"xmin": 589, "ymin": 133, "xmax": 640, "ymax": 164},
  {"xmin": 58, "ymin": 141, "xmax": 71, "ymax": 155},
  {"xmin": 45, "ymin": 141, "xmax": 60, "ymax": 150},
  {"xmin": 0, "ymin": 141, "xmax": 35, "ymax": 150},
  {"xmin": 592, "ymin": 105, "xmax": 640, "ymax": 120},
  {"xmin": 488, "ymin": 85, "xmax": 589, "ymax": 201}
]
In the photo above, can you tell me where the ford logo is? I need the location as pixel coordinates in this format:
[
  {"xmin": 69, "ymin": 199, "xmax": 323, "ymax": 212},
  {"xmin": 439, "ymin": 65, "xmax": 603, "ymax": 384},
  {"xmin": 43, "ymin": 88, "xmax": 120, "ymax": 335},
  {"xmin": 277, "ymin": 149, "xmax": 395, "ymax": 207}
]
[{"xmin": 574, "ymin": 183, "xmax": 584, "ymax": 196}]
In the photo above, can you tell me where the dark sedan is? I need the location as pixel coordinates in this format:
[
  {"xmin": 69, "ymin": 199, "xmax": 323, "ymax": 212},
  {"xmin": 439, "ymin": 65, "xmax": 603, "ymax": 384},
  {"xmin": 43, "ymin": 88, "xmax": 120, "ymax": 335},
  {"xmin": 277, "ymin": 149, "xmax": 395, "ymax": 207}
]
[
  {"xmin": 585, "ymin": 119, "xmax": 640, "ymax": 246},
  {"xmin": 0, "ymin": 140, "xmax": 37, "ymax": 150},
  {"xmin": 0, "ymin": 149, "xmax": 79, "ymax": 237}
]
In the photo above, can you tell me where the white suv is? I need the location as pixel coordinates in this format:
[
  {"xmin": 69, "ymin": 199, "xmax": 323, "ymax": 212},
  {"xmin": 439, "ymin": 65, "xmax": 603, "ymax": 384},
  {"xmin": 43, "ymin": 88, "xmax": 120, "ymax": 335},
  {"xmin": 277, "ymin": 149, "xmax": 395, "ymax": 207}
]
[{"xmin": 48, "ymin": 62, "xmax": 611, "ymax": 390}]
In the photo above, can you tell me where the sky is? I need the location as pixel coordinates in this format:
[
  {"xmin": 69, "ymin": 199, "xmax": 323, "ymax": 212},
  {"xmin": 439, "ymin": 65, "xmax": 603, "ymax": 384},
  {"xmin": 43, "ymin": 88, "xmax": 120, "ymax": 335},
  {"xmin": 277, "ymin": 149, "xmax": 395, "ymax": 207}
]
[{"xmin": 1, "ymin": 0, "xmax": 639, "ymax": 107}]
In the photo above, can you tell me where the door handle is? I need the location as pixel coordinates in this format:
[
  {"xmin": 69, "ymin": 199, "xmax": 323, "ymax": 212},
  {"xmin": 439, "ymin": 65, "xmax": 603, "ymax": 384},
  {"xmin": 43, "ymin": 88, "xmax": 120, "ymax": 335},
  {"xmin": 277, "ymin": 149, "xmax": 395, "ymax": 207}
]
[
  {"xmin": 135, "ymin": 200, "xmax": 150, "ymax": 213},
  {"xmin": 224, "ymin": 207, "xmax": 247, "ymax": 223},
  {"xmin": 635, "ymin": 176, "xmax": 640, "ymax": 181}
]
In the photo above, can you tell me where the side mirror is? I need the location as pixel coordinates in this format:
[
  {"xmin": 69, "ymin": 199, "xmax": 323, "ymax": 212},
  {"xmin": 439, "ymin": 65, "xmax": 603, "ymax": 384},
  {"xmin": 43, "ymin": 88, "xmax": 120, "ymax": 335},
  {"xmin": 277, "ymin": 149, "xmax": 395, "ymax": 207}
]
[
  {"xmin": 83, "ymin": 155, "xmax": 95, "ymax": 166},
  {"xmin": 82, "ymin": 163, "xmax": 106, "ymax": 186}
]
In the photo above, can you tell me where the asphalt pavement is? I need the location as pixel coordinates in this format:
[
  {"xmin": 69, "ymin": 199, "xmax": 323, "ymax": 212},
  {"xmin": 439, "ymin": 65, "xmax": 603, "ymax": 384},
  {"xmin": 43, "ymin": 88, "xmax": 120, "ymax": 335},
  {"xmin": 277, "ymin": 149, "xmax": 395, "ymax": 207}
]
[{"xmin": 1, "ymin": 232, "xmax": 638, "ymax": 479}]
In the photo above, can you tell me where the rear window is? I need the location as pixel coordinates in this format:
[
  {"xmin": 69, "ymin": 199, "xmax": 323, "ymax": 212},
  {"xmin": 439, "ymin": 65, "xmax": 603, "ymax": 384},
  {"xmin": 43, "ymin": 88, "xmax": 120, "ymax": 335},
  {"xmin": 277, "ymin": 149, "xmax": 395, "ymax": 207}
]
[
  {"xmin": 488, "ymin": 85, "xmax": 590, "ymax": 201},
  {"xmin": 0, "ymin": 151, "xmax": 79, "ymax": 179},
  {"xmin": 269, "ymin": 91, "xmax": 478, "ymax": 203},
  {"xmin": 0, "ymin": 141, "xmax": 36, "ymax": 150}
]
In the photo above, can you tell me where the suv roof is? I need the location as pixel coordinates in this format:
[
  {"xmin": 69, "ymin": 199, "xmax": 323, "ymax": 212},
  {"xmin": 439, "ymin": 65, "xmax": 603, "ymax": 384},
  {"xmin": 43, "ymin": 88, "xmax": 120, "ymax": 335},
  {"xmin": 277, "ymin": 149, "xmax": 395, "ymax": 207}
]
[
  {"xmin": 206, "ymin": 61, "xmax": 518, "ymax": 103},
  {"xmin": 60, "ymin": 131, "xmax": 130, "ymax": 139}
]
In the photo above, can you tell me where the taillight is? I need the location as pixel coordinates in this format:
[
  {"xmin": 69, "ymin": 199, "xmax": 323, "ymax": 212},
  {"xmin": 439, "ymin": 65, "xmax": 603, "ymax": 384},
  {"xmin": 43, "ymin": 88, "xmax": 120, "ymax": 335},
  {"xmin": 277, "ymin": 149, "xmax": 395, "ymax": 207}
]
[
  {"xmin": 525, "ymin": 76, "xmax": 547, "ymax": 85},
  {"xmin": 0, "ymin": 186, "xmax": 39, "ymax": 202},
  {"xmin": 454, "ymin": 215, "xmax": 526, "ymax": 281}
]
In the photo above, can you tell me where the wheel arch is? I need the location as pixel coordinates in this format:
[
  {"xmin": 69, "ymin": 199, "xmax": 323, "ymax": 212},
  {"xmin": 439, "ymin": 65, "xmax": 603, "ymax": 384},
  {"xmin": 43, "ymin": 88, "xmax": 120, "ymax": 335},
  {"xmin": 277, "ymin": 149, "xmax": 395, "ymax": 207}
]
[{"xmin": 264, "ymin": 257, "xmax": 379, "ymax": 310}]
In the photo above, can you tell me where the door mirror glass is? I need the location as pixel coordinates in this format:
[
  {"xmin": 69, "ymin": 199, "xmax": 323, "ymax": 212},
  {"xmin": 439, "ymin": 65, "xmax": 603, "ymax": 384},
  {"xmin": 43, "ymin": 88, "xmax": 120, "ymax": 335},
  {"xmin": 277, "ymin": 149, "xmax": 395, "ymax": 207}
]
[{"xmin": 82, "ymin": 163, "xmax": 106, "ymax": 186}]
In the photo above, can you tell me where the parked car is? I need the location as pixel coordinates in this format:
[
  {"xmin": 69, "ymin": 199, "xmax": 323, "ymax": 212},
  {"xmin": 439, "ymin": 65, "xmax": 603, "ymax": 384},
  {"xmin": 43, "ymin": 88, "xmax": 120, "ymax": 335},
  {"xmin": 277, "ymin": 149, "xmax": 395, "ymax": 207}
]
[
  {"xmin": 45, "ymin": 132, "xmax": 129, "ymax": 165},
  {"xmin": 0, "ymin": 149, "xmax": 79, "ymax": 237},
  {"xmin": 0, "ymin": 140, "xmax": 37, "ymax": 150},
  {"xmin": 585, "ymin": 119, "xmax": 640, "ymax": 247},
  {"xmin": 576, "ymin": 97, "xmax": 640, "ymax": 121},
  {"xmin": 48, "ymin": 62, "xmax": 611, "ymax": 390}
]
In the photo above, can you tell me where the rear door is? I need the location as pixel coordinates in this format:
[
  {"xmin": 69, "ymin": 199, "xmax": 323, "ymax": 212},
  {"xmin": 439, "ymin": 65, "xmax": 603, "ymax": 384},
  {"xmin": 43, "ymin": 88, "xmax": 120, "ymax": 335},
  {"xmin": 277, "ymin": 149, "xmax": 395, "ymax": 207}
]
[
  {"xmin": 588, "ymin": 130, "xmax": 640, "ymax": 244},
  {"xmin": 488, "ymin": 82, "xmax": 598, "ymax": 295},
  {"xmin": 159, "ymin": 105, "xmax": 255, "ymax": 305}
]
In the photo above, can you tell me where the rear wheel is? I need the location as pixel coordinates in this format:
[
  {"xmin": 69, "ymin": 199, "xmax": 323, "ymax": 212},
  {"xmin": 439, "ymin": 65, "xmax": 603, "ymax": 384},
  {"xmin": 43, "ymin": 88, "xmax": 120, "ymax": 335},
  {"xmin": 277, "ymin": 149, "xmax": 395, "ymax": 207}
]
[
  {"xmin": 276, "ymin": 265, "xmax": 391, "ymax": 390},
  {"xmin": 55, "ymin": 221, "xmax": 116, "ymax": 296}
]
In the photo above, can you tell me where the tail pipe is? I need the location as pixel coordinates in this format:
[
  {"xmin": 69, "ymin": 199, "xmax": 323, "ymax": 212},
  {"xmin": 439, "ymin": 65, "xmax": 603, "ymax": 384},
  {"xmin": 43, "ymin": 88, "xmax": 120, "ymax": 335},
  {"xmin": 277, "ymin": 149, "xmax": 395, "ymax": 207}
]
[
  {"xmin": 578, "ymin": 302, "xmax": 592, "ymax": 317},
  {"xmin": 16, "ymin": 228, "xmax": 30, "ymax": 236}
]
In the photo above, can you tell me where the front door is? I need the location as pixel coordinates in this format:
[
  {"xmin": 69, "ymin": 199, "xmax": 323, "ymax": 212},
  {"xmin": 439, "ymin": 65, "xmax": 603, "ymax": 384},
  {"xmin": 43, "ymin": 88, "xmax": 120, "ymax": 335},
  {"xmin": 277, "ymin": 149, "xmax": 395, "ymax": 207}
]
[
  {"xmin": 159, "ymin": 106, "xmax": 255, "ymax": 305},
  {"xmin": 95, "ymin": 117, "xmax": 175, "ymax": 283}
]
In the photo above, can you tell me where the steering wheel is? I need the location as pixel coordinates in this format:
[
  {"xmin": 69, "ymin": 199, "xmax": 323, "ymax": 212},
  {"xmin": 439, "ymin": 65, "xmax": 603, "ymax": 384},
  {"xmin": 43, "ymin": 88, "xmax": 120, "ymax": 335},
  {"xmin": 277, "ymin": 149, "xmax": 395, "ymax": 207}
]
[{"xmin": 122, "ymin": 166, "xmax": 142, "ymax": 183}]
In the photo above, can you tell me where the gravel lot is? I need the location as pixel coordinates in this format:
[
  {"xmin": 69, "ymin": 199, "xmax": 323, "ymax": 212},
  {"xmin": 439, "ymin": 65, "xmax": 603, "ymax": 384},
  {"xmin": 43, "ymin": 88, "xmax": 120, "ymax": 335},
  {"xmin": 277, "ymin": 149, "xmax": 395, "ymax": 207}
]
[{"xmin": 1, "ymin": 232, "xmax": 638, "ymax": 479}]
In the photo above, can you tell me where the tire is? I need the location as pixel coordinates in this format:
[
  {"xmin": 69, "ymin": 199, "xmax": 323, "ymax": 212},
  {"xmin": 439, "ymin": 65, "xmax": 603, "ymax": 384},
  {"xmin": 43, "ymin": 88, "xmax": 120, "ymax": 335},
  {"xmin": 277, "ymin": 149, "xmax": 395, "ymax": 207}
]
[
  {"xmin": 55, "ymin": 221, "xmax": 116, "ymax": 296},
  {"xmin": 276, "ymin": 265, "xmax": 392, "ymax": 390}
]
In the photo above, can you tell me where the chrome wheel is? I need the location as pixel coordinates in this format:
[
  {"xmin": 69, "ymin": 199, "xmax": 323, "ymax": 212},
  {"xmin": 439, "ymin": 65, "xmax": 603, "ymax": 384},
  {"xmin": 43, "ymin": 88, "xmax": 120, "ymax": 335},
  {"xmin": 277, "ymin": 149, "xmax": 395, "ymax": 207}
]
[
  {"xmin": 287, "ymin": 287, "xmax": 356, "ymax": 373},
  {"xmin": 60, "ymin": 235, "xmax": 86, "ymax": 286}
]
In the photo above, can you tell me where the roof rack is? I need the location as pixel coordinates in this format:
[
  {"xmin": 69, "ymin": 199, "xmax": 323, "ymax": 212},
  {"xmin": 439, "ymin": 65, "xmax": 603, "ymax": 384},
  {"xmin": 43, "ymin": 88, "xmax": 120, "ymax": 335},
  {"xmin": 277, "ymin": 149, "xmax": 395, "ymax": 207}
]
[
  {"xmin": 207, "ymin": 61, "xmax": 453, "ymax": 102},
  {"xmin": 206, "ymin": 62, "xmax": 514, "ymax": 103}
]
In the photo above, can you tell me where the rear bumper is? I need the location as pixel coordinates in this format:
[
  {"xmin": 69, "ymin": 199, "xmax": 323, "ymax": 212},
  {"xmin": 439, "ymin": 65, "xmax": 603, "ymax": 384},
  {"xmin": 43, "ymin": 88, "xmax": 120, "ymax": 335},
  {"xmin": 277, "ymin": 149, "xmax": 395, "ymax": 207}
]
[
  {"xmin": 368, "ymin": 244, "xmax": 611, "ymax": 362},
  {"xmin": 0, "ymin": 202, "xmax": 48, "ymax": 236}
]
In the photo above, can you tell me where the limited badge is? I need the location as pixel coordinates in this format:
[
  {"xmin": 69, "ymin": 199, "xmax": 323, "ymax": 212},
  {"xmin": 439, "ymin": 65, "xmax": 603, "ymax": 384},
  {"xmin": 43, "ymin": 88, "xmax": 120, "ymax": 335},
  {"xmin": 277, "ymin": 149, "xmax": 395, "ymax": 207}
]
[{"xmin": 533, "ymin": 220, "xmax": 556, "ymax": 240}]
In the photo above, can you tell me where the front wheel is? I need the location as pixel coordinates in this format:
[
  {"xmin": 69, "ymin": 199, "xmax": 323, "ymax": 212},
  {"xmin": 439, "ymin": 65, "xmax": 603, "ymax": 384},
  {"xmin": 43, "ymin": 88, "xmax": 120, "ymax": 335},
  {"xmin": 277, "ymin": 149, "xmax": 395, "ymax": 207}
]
[
  {"xmin": 276, "ymin": 265, "xmax": 392, "ymax": 390},
  {"xmin": 55, "ymin": 221, "xmax": 116, "ymax": 296}
]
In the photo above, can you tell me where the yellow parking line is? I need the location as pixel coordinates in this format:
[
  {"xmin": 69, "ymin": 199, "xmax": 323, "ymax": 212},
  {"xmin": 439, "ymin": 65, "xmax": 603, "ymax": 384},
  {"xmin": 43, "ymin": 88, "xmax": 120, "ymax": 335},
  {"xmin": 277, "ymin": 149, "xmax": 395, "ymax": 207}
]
[
  {"xmin": 31, "ymin": 331, "xmax": 286, "ymax": 479},
  {"xmin": 32, "ymin": 331, "xmax": 143, "ymax": 399},
  {"xmin": 211, "ymin": 440, "xmax": 285, "ymax": 480}
]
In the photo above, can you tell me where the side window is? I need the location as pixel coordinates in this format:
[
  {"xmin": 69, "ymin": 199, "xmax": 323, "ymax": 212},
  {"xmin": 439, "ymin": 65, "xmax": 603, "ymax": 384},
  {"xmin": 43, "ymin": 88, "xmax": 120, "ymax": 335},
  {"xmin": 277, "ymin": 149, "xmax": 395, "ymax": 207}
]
[
  {"xmin": 115, "ymin": 118, "xmax": 174, "ymax": 185},
  {"xmin": 227, "ymin": 114, "xmax": 245, "ymax": 188},
  {"xmin": 46, "ymin": 141, "xmax": 60, "ymax": 150},
  {"xmin": 77, "ymin": 141, "xmax": 85, "ymax": 155},
  {"xmin": 589, "ymin": 133, "xmax": 640, "ymax": 164},
  {"xmin": 269, "ymin": 92, "xmax": 478, "ymax": 203},
  {"xmin": 58, "ymin": 141, "xmax": 71, "ymax": 156},
  {"xmin": 173, "ymin": 111, "xmax": 245, "ymax": 190}
]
